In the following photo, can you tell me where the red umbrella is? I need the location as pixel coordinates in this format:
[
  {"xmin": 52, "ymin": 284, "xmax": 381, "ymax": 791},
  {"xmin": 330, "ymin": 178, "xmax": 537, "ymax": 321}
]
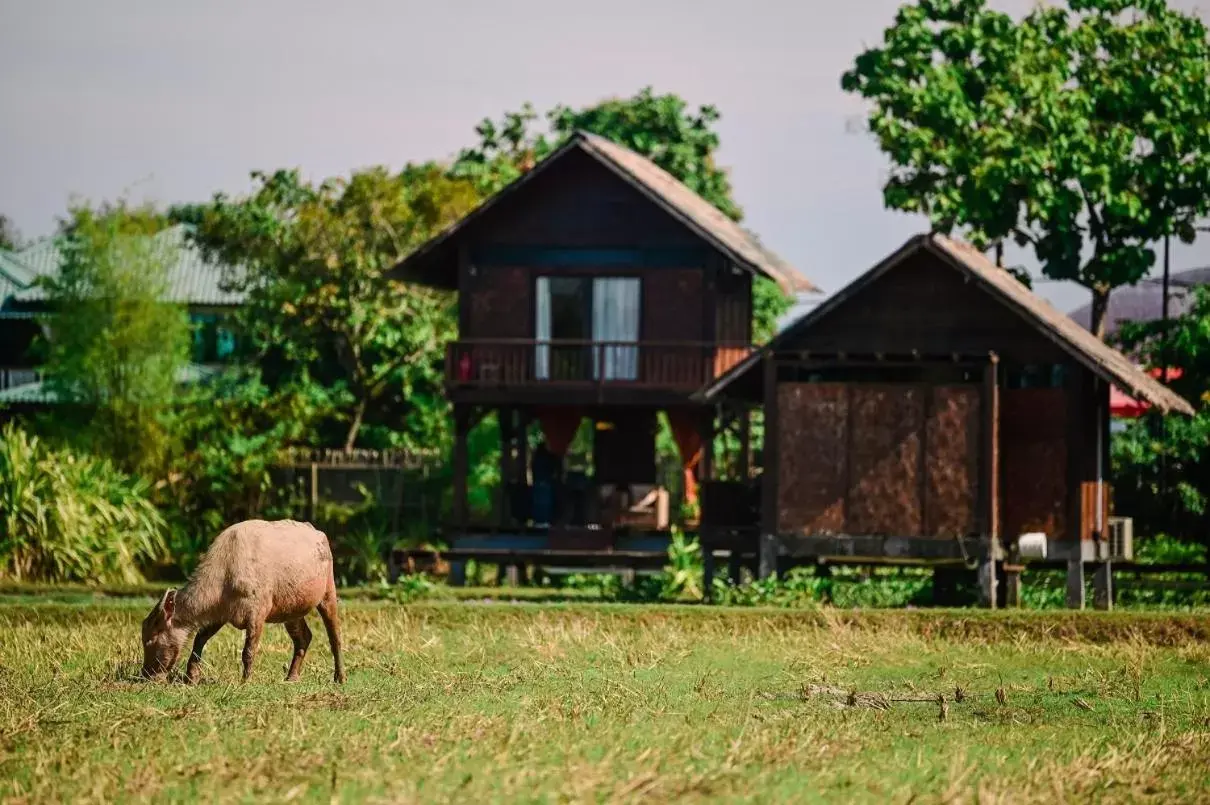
[{"xmin": 1111, "ymin": 367, "xmax": 1183, "ymax": 418}]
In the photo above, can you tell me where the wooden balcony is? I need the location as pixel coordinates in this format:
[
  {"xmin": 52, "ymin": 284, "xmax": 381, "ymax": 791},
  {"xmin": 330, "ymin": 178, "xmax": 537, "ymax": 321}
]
[
  {"xmin": 445, "ymin": 340, "xmax": 751, "ymax": 403},
  {"xmin": 0, "ymin": 368, "xmax": 40, "ymax": 391}
]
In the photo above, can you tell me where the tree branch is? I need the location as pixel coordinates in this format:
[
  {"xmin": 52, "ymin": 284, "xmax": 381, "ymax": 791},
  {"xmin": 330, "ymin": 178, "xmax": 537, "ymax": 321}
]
[
  {"xmin": 1078, "ymin": 184, "xmax": 1108, "ymax": 249},
  {"xmin": 1012, "ymin": 227, "xmax": 1040, "ymax": 247}
]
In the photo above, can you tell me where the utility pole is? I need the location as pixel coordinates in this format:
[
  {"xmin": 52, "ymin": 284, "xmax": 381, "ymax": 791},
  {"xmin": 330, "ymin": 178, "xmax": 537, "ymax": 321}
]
[
  {"xmin": 1159, "ymin": 234, "xmax": 1171, "ymax": 503},
  {"xmin": 1161, "ymin": 234, "xmax": 1171, "ymax": 385}
]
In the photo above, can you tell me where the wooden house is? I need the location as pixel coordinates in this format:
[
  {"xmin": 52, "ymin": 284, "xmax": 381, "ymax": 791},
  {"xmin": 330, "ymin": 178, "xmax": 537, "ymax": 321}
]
[
  {"xmin": 699, "ymin": 234, "xmax": 1194, "ymax": 608},
  {"xmin": 391, "ymin": 130, "xmax": 816, "ymax": 580},
  {"xmin": 0, "ymin": 225, "xmax": 242, "ymax": 418}
]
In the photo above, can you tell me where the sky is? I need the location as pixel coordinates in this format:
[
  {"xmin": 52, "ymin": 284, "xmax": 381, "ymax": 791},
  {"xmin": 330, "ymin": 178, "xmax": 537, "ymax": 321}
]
[{"xmin": 3, "ymin": 0, "xmax": 1210, "ymax": 318}]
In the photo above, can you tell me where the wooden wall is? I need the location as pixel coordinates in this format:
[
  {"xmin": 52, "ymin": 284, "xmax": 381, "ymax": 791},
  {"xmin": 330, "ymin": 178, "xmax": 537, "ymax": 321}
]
[
  {"xmin": 775, "ymin": 382, "xmax": 981, "ymax": 538},
  {"xmin": 790, "ymin": 253, "xmax": 1067, "ymax": 364},
  {"xmin": 1000, "ymin": 387, "xmax": 1068, "ymax": 541},
  {"xmin": 643, "ymin": 269, "xmax": 705, "ymax": 342},
  {"xmin": 472, "ymin": 149, "xmax": 701, "ymax": 248},
  {"xmin": 466, "ymin": 266, "xmax": 531, "ymax": 340}
]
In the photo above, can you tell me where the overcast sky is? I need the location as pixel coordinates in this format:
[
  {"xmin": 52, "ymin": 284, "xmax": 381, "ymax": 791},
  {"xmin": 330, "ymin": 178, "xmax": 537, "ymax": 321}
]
[{"xmin": 3, "ymin": 0, "xmax": 1209, "ymax": 315}]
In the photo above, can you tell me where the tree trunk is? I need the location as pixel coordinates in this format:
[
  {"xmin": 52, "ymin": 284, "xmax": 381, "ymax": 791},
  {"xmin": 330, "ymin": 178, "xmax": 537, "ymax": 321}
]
[
  {"xmin": 1089, "ymin": 285, "xmax": 1112, "ymax": 341},
  {"xmin": 343, "ymin": 399, "xmax": 368, "ymax": 450}
]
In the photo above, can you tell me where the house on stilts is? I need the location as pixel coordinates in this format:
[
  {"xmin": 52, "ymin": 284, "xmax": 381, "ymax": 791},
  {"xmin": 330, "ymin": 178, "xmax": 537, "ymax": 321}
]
[
  {"xmin": 699, "ymin": 234, "xmax": 1194, "ymax": 609},
  {"xmin": 390, "ymin": 131, "xmax": 817, "ymax": 582}
]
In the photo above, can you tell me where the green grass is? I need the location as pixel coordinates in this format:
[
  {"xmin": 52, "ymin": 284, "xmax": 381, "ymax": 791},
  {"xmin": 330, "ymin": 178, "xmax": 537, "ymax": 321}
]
[{"xmin": 1, "ymin": 600, "xmax": 1209, "ymax": 803}]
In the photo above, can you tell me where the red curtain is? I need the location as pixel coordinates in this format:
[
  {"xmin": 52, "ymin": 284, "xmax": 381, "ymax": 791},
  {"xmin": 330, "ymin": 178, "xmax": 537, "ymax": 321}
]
[
  {"xmin": 535, "ymin": 408, "xmax": 583, "ymax": 456},
  {"xmin": 666, "ymin": 408, "xmax": 703, "ymax": 505}
]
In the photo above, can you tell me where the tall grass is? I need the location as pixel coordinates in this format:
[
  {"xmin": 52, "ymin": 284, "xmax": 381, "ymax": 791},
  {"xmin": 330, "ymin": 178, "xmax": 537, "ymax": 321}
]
[{"xmin": 0, "ymin": 423, "xmax": 167, "ymax": 583}]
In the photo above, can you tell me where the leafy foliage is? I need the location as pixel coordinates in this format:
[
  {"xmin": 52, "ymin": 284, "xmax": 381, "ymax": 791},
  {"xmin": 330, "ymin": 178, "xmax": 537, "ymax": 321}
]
[
  {"xmin": 157, "ymin": 368, "xmax": 339, "ymax": 572},
  {"xmin": 182, "ymin": 164, "xmax": 481, "ymax": 449},
  {"xmin": 843, "ymin": 0, "xmax": 1210, "ymax": 337},
  {"xmin": 37, "ymin": 203, "xmax": 191, "ymax": 475},
  {"xmin": 0, "ymin": 423, "xmax": 167, "ymax": 583},
  {"xmin": 1111, "ymin": 286, "xmax": 1210, "ymax": 540},
  {"xmin": 453, "ymin": 87, "xmax": 791, "ymax": 344}
]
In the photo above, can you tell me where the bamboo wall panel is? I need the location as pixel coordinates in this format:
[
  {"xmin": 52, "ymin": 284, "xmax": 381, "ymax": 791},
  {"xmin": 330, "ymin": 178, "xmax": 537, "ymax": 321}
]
[
  {"xmin": 776, "ymin": 383, "xmax": 847, "ymax": 534},
  {"xmin": 847, "ymin": 386, "xmax": 924, "ymax": 535},
  {"xmin": 1001, "ymin": 388, "xmax": 1068, "ymax": 540},
  {"xmin": 924, "ymin": 386, "xmax": 981, "ymax": 536}
]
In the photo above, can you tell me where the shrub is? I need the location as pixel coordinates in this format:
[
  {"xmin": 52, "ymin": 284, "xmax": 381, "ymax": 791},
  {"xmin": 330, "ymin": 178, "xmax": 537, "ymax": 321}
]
[{"xmin": 0, "ymin": 423, "xmax": 167, "ymax": 583}]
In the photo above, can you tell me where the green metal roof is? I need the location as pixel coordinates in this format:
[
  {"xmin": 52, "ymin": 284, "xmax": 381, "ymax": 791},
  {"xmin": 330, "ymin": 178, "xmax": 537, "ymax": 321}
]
[
  {"xmin": 10, "ymin": 225, "xmax": 244, "ymax": 307},
  {"xmin": 0, "ymin": 249, "xmax": 35, "ymax": 305}
]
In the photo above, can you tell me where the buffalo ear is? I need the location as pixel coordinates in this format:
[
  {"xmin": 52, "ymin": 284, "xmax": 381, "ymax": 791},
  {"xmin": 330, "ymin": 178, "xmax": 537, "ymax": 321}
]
[{"xmin": 159, "ymin": 589, "xmax": 177, "ymax": 626}]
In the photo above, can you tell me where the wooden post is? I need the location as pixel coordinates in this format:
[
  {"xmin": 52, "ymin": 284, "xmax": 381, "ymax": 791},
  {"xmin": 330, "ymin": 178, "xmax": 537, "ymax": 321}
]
[
  {"xmin": 453, "ymin": 404, "xmax": 470, "ymax": 532},
  {"xmin": 738, "ymin": 408, "xmax": 752, "ymax": 480},
  {"xmin": 979, "ymin": 356, "xmax": 1001, "ymax": 609},
  {"xmin": 982, "ymin": 355, "xmax": 1001, "ymax": 545},
  {"xmin": 699, "ymin": 406, "xmax": 715, "ymax": 499},
  {"xmin": 728, "ymin": 551, "xmax": 744, "ymax": 586},
  {"xmin": 978, "ymin": 548, "xmax": 998, "ymax": 610},
  {"xmin": 448, "ymin": 559, "xmax": 467, "ymax": 587},
  {"xmin": 1066, "ymin": 559, "xmax": 1086, "ymax": 609},
  {"xmin": 518, "ymin": 410, "xmax": 530, "ymax": 485},
  {"xmin": 498, "ymin": 407, "xmax": 513, "ymax": 527},
  {"xmin": 308, "ymin": 461, "xmax": 319, "ymax": 523},
  {"xmin": 699, "ymin": 406, "xmax": 716, "ymax": 597},
  {"xmin": 1093, "ymin": 561, "xmax": 1113, "ymax": 610},
  {"xmin": 759, "ymin": 355, "xmax": 779, "ymax": 579},
  {"xmin": 1004, "ymin": 564, "xmax": 1022, "ymax": 608}
]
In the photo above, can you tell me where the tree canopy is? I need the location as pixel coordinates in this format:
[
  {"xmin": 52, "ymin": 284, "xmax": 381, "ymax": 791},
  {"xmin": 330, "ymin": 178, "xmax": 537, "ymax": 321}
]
[
  {"xmin": 182, "ymin": 164, "xmax": 482, "ymax": 449},
  {"xmin": 842, "ymin": 0, "xmax": 1210, "ymax": 338},
  {"xmin": 39, "ymin": 203, "xmax": 191, "ymax": 474}
]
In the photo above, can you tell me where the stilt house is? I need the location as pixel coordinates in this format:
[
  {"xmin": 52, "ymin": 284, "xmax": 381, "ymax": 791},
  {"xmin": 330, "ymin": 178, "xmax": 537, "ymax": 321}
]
[
  {"xmin": 698, "ymin": 234, "xmax": 1194, "ymax": 607},
  {"xmin": 391, "ymin": 131, "xmax": 816, "ymax": 580}
]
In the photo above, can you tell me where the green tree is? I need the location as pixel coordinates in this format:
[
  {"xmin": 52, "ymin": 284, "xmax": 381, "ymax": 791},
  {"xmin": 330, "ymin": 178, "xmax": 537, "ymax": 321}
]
[
  {"xmin": 842, "ymin": 0, "xmax": 1210, "ymax": 338},
  {"xmin": 183, "ymin": 164, "xmax": 482, "ymax": 450},
  {"xmin": 158, "ymin": 367, "xmax": 339, "ymax": 571},
  {"xmin": 1112, "ymin": 286, "xmax": 1210, "ymax": 541},
  {"xmin": 452, "ymin": 88, "xmax": 793, "ymax": 343},
  {"xmin": 0, "ymin": 214, "xmax": 21, "ymax": 251},
  {"xmin": 39, "ymin": 203, "xmax": 191, "ymax": 474}
]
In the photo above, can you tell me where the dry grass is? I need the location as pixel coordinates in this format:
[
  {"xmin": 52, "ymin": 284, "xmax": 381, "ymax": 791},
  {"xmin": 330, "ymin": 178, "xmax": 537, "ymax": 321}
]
[{"xmin": 0, "ymin": 599, "xmax": 1208, "ymax": 803}]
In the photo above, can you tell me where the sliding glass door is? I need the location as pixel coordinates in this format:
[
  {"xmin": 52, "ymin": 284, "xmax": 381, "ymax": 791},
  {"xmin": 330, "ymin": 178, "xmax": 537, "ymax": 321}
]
[{"xmin": 535, "ymin": 276, "xmax": 640, "ymax": 381}]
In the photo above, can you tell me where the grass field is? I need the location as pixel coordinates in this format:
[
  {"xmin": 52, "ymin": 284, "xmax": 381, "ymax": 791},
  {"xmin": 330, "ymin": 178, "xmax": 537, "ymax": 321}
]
[{"xmin": 1, "ymin": 595, "xmax": 1208, "ymax": 803}]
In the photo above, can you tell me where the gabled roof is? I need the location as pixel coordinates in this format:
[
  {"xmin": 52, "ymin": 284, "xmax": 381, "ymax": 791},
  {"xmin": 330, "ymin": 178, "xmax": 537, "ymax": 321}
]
[
  {"xmin": 700, "ymin": 233, "xmax": 1195, "ymax": 416},
  {"xmin": 0, "ymin": 249, "xmax": 34, "ymax": 304},
  {"xmin": 10, "ymin": 225, "xmax": 243, "ymax": 307},
  {"xmin": 391, "ymin": 131, "xmax": 817, "ymax": 296}
]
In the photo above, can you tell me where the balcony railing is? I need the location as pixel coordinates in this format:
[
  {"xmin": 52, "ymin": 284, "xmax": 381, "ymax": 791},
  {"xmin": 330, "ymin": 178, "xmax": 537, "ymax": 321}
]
[
  {"xmin": 446, "ymin": 340, "xmax": 752, "ymax": 391},
  {"xmin": 0, "ymin": 368, "xmax": 40, "ymax": 391}
]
